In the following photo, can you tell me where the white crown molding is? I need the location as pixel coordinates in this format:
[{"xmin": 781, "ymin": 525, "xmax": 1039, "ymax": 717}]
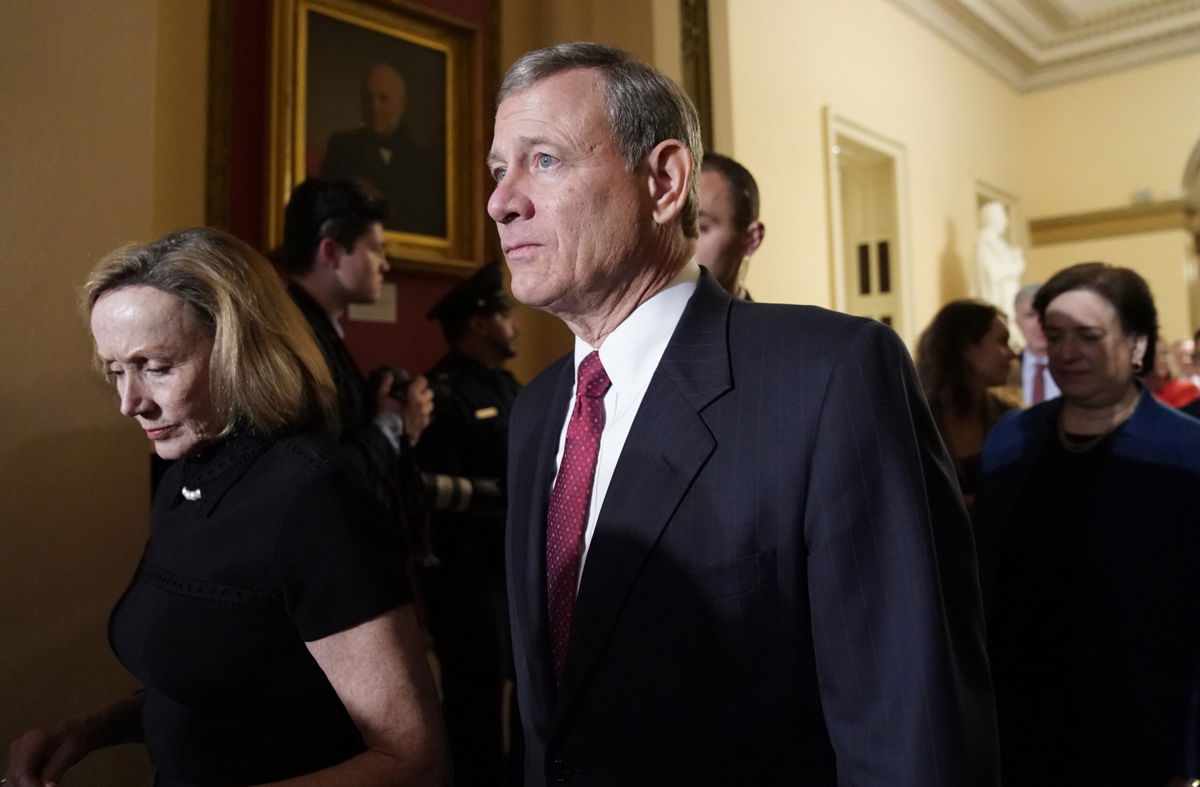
[
  {"xmin": 891, "ymin": 0, "xmax": 1034, "ymax": 86},
  {"xmin": 888, "ymin": 0, "xmax": 1200, "ymax": 91}
]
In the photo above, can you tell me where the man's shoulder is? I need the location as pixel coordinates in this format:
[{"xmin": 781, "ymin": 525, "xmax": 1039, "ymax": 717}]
[
  {"xmin": 427, "ymin": 350, "xmax": 482, "ymax": 380},
  {"xmin": 287, "ymin": 283, "xmax": 340, "ymax": 348},
  {"xmin": 287, "ymin": 281, "xmax": 323, "ymax": 321},
  {"xmin": 431, "ymin": 351, "xmax": 513, "ymax": 389},
  {"xmin": 730, "ymin": 298, "xmax": 876, "ymax": 330},
  {"xmin": 428, "ymin": 357, "xmax": 494, "ymax": 408},
  {"xmin": 729, "ymin": 300, "xmax": 906, "ymax": 358},
  {"xmin": 426, "ymin": 352, "xmax": 459, "ymax": 382}
]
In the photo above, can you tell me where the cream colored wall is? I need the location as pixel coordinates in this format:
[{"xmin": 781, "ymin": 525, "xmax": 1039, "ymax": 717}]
[
  {"xmin": 713, "ymin": 1, "xmax": 1200, "ymax": 344},
  {"xmin": 0, "ymin": 1, "xmax": 207, "ymax": 783},
  {"xmin": 651, "ymin": 0, "xmax": 683, "ymax": 88},
  {"xmin": 718, "ymin": 0, "xmax": 1026, "ymax": 343},
  {"xmin": 1018, "ymin": 53, "xmax": 1200, "ymax": 217},
  {"xmin": 1019, "ymin": 54, "xmax": 1200, "ymax": 340},
  {"xmin": 498, "ymin": 0, "xmax": 662, "ymax": 67}
]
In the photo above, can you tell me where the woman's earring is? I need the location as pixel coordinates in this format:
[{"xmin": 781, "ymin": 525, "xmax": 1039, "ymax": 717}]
[{"xmin": 1132, "ymin": 358, "xmax": 1144, "ymax": 375}]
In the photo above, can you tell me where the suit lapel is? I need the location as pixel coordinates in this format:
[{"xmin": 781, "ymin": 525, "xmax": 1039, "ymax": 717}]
[
  {"xmin": 509, "ymin": 356, "xmax": 575, "ymax": 718},
  {"xmin": 552, "ymin": 272, "xmax": 733, "ymax": 722}
]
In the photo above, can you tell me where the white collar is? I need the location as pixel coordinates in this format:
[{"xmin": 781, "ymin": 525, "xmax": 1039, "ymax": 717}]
[{"xmin": 571, "ymin": 261, "xmax": 700, "ymax": 412}]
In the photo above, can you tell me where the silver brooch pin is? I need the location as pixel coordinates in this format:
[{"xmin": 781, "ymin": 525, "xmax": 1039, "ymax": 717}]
[{"xmin": 181, "ymin": 486, "xmax": 202, "ymax": 502}]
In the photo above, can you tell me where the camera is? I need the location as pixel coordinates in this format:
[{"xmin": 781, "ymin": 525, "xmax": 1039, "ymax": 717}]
[{"xmin": 370, "ymin": 365, "xmax": 411, "ymax": 405}]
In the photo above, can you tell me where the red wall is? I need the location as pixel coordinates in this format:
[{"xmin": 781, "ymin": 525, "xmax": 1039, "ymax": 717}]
[{"xmin": 221, "ymin": 0, "xmax": 493, "ymax": 377}]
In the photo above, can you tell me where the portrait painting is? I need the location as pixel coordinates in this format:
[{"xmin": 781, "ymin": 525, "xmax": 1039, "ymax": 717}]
[
  {"xmin": 269, "ymin": 0, "xmax": 483, "ymax": 273},
  {"xmin": 306, "ymin": 10, "xmax": 447, "ymax": 237}
]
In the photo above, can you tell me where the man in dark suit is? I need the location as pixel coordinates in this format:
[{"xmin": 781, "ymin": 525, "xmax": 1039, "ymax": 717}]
[
  {"xmin": 487, "ymin": 42, "xmax": 999, "ymax": 786},
  {"xmin": 282, "ymin": 178, "xmax": 433, "ymax": 524},
  {"xmin": 1011, "ymin": 282, "xmax": 1059, "ymax": 405},
  {"xmin": 696, "ymin": 152, "xmax": 764, "ymax": 299},
  {"xmin": 321, "ymin": 60, "xmax": 446, "ymax": 237},
  {"xmin": 418, "ymin": 261, "xmax": 522, "ymax": 784}
]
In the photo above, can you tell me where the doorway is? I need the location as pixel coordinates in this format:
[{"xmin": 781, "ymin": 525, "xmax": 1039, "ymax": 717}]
[{"xmin": 823, "ymin": 109, "xmax": 912, "ymax": 341}]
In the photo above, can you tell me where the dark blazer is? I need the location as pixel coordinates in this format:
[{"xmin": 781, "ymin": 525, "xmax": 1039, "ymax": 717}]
[
  {"xmin": 289, "ymin": 283, "xmax": 394, "ymax": 486},
  {"xmin": 288, "ymin": 283, "xmax": 422, "ymax": 534},
  {"xmin": 974, "ymin": 390, "xmax": 1200, "ymax": 784},
  {"xmin": 507, "ymin": 272, "xmax": 999, "ymax": 786}
]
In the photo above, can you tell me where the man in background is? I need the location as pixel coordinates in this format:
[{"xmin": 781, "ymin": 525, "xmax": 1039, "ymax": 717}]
[
  {"xmin": 1170, "ymin": 335, "xmax": 1200, "ymax": 387},
  {"xmin": 695, "ymin": 152, "xmax": 764, "ymax": 299},
  {"xmin": 321, "ymin": 59, "xmax": 446, "ymax": 237},
  {"xmin": 418, "ymin": 261, "xmax": 522, "ymax": 785},
  {"xmin": 282, "ymin": 178, "xmax": 433, "ymax": 526},
  {"xmin": 1012, "ymin": 282, "xmax": 1059, "ymax": 405}
]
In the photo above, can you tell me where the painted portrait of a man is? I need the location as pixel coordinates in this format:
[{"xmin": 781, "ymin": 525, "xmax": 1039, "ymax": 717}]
[{"xmin": 306, "ymin": 10, "xmax": 448, "ymax": 238}]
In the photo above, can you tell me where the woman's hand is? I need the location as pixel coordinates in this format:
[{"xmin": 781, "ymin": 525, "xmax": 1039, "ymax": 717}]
[
  {"xmin": 5, "ymin": 696, "xmax": 143, "ymax": 787},
  {"xmin": 6, "ymin": 718, "xmax": 93, "ymax": 787}
]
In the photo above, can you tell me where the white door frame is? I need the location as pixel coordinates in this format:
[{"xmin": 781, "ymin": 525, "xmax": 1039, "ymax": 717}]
[{"xmin": 823, "ymin": 106, "xmax": 914, "ymax": 343}]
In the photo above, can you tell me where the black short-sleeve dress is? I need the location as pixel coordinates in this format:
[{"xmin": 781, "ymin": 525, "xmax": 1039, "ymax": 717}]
[{"xmin": 109, "ymin": 430, "xmax": 412, "ymax": 787}]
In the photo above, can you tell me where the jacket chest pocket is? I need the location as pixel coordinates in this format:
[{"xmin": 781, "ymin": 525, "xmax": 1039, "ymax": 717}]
[{"xmin": 631, "ymin": 548, "xmax": 777, "ymax": 609}]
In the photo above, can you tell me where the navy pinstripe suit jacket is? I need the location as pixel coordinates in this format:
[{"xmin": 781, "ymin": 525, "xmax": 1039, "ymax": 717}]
[{"xmin": 507, "ymin": 271, "xmax": 1000, "ymax": 786}]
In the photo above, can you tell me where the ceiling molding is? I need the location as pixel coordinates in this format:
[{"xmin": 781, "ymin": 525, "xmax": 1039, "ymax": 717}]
[{"xmin": 888, "ymin": 0, "xmax": 1200, "ymax": 90}]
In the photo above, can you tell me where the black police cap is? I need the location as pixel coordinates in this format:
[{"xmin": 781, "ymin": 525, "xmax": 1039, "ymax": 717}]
[{"xmin": 426, "ymin": 260, "xmax": 511, "ymax": 326}]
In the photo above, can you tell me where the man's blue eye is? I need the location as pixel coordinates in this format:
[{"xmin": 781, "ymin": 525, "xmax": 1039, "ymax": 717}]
[{"xmin": 537, "ymin": 154, "xmax": 555, "ymax": 169}]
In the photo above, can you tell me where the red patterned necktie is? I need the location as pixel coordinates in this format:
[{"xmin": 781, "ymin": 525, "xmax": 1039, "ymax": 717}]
[
  {"xmin": 1032, "ymin": 360, "xmax": 1046, "ymax": 405},
  {"xmin": 546, "ymin": 351, "xmax": 611, "ymax": 683}
]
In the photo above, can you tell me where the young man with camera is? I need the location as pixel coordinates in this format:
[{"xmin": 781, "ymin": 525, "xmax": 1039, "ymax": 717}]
[{"xmin": 282, "ymin": 178, "xmax": 433, "ymax": 518}]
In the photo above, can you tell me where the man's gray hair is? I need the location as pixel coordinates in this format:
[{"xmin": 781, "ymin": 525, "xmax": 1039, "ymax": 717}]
[
  {"xmin": 1014, "ymin": 282, "xmax": 1041, "ymax": 309},
  {"xmin": 498, "ymin": 42, "xmax": 703, "ymax": 238}
]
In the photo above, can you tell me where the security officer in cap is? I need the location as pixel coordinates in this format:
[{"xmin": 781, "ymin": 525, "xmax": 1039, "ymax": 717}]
[{"xmin": 417, "ymin": 261, "xmax": 521, "ymax": 785}]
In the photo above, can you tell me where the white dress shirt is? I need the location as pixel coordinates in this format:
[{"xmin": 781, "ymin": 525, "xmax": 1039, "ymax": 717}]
[
  {"xmin": 1021, "ymin": 350, "xmax": 1060, "ymax": 405},
  {"xmin": 553, "ymin": 262, "xmax": 701, "ymax": 580}
]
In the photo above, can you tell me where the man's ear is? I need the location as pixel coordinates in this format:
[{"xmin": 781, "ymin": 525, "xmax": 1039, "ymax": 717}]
[
  {"xmin": 316, "ymin": 236, "xmax": 343, "ymax": 270},
  {"xmin": 743, "ymin": 221, "xmax": 765, "ymax": 256},
  {"xmin": 645, "ymin": 140, "xmax": 693, "ymax": 227}
]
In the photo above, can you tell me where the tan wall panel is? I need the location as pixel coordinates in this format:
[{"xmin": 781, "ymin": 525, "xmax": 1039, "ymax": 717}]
[
  {"xmin": 153, "ymin": 0, "xmax": 210, "ymax": 235},
  {"xmin": 0, "ymin": 1, "xmax": 207, "ymax": 782},
  {"xmin": 1019, "ymin": 53, "xmax": 1200, "ymax": 218}
]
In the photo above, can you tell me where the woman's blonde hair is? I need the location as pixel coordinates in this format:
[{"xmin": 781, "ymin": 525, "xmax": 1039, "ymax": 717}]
[{"xmin": 82, "ymin": 227, "xmax": 336, "ymax": 437}]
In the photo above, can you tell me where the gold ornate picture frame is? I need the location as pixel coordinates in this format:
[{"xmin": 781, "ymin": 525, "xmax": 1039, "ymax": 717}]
[{"xmin": 268, "ymin": 0, "xmax": 483, "ymax": 274}]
